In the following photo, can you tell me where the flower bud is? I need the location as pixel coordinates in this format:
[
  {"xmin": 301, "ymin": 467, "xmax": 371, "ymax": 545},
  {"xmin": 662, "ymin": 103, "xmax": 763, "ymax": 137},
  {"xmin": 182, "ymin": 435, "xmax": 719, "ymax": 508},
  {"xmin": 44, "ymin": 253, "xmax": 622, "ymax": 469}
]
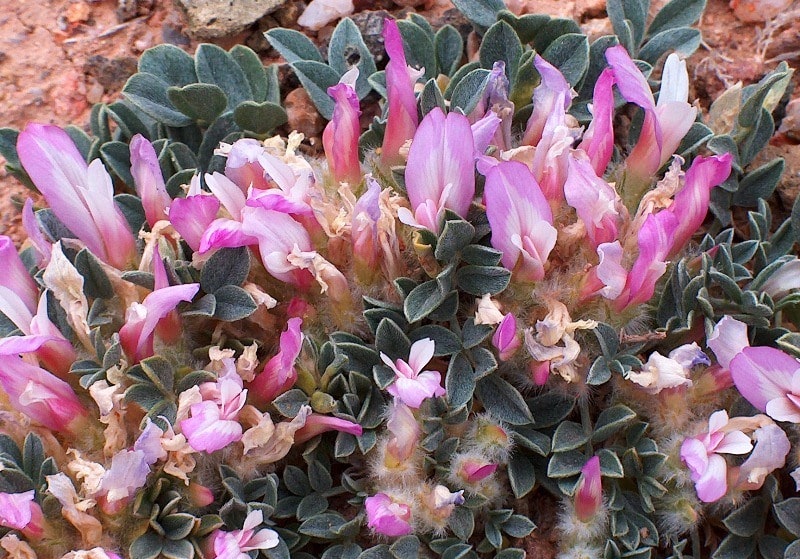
[
  {"xmin": 492, "ymin": 313, "xmax": 521, "ymax": 361},
  {"xmin": 574, "ymin": 456, "xmax": 602, "ymax": 523}
]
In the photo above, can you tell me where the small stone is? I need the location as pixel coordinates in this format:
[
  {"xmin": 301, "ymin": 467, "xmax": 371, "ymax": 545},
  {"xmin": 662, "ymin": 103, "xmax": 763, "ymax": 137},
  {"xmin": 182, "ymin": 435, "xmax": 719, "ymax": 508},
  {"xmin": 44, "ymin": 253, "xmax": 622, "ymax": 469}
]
[
  {"xmin": 117, "ymin": 0, "xmax": 155, "ymax": 22},
  {"xmin": 297, "ymin": 0, "xmax": 354, "ymax": 31},
  {"xmin": 778, "ymin": 98, "xmax": 800, "ymax": 142},
  {"xmin": 162, "ymin": 23, "xmax": 191, "ymax": 46},
  {"xmin": 273, "ymin": 1, "xmax": 304, "ymax": 27},
  {"xmin": 730, "ymin": 0, "xmax": 793, "ymax": 22},
  {"xmin": 177, "ymin": 0, "xmax": 287, "ymax": 40},
  {"xmin": 65, "ymin": 2, "xmax": 92, "ymax": 24},
  {"xmin": 83, "ymin": 55, "xmax": 139, "ymax": 91},
  {"xmin": 86, "ymin": 78, "xmax": 105, "ymax": 104},
  {"xmin": 351, "ymin": 10, "xmax": 391, "ymax": 63},
  {"xmin": 431, "ymin": 8, "xmax": 472, "ymax": 43},
  {"xmin": 284, "ymin": 87, "xmax": 325, "ymax": 139}
]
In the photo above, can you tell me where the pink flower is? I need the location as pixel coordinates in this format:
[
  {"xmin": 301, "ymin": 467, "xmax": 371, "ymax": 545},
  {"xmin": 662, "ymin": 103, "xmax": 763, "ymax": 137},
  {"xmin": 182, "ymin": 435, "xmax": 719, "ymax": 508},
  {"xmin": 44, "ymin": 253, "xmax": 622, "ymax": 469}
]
[
  {"xmin": 483, "ymin": 160, "xmax": 557, "ymax": 282},
  {"xmin": 249, "ymin": 318, "xmax": 304, "ymax": 404},
  {"xmin": 457, "ymin": 459, "xmax": 498, "ymax": 484},
  {"xmin": 680, "ymin": 410, "xmax": 753, "ymax": 502},
  {"xmin": 130, "ymin": 134, "xmax": 171, "ymax": 227},
  {"xmin": 351, "ymin": 178, "xmax": 382, "ymax": 282},
  {"xmin": 224, "ymin": 138, "xmax": 271, "ymax": 192},
  {"xmin": 385, "ymin": 400, "xmax": 420, "ymax": 465},
  {"xmin": 577, "ymin": 68, "xmax": 616, "ymax": 176},
  {"xmin": 0, "ymin": 335, "xmax": 87, "ymax": 433},
  {"xmin": 168, "ymin": 179, "xmax": 221, "ymax": 252},
  {"xmin": 181, "ymin": 371, "xmax": 248, "ymax": 453},
  {"xmin": 522, "ymin": 55, "xmax": 574, "ymax": 146},
  {"xmin": 471, "ymin": 61, "xmax": 513, "ymax": 151},
  {"xmin": 17, "ymin": 123, "xmax": 137, "ymax": 269},
  {"xmin": 0, "ymin": 491, "xmax": 44, "ymax": 537},
  {"xmin": 380, "ymin": 19, "xmax": 421, "ymax": 166},
  {"xmin": 212, "ymin": 510, "xmax": 279, "ymax": 559},
  {"xmin": 574, "ymin": 456, "xmax": 602, "ymax": 522},
  {"xmin": 324, "ymin": 68, "xmax": 362, "ymax": 185},
  {"xmin": 666, "ymin": 154, "xmax": 732, "ymax": 257},
  {"xmin": 22, "ymin": 198, "xmax": 52, "ymax": 267},
  {"xmin": 0, "ymin": 235, "xmax": 38, "ymax": 312},
  {"xmin": 294, "ymin": 413, "xmax": 363, "ymax": 444},
  {"xmin": 119, "ymin": 278, "xmax": 199, "ymax": 364},
  {"xmin": 380, "ymin": 338, "xmax": 445, "ymax": 408},
  {"xmin": 365, "ymin": 493, "xmax": 413, "ymax": 537},
  {"xmin": 492, "ymin": 313, "xmax": 521, "ymax": 361},
  {"xmin": 735, "ymin": 423, "xmax": 790, "ymax": 491},
  {"xmin": 399, "ymin": 108, "xmax": 475, "ymax": 233},
  {"xmin": 707, "ymin": 315, "xmax": 750, "ymax": 370},
  {"xmin": 605, "ymin": 48, "xmax": 696, "ymax": 182},
  {"xmin": 563, "ymin": 154, "xmax": 626, "ymax": 248},
  {"xmin": 729, "ymin": 346, "xmax": 800, "ymax": 423}
]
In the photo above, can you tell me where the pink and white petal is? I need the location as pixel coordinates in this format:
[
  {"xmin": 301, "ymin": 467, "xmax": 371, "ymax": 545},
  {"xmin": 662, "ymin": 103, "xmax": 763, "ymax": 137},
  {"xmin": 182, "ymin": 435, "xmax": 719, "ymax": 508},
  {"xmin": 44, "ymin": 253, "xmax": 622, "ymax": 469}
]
[
  {"xmin": 680, "ymin": 437, "xmax": 709, "ymax": 477},
  {"xmin": 168, "ymin": 194, "xmax": 221, "ymax": 252},
  {"xmin": 408, "ymin": 338, "xmax": 435, "ymax": 373},
  {"xmin": 729, "ymin": 346, "xmax": 798, "ymax": 412},
  {"xmin": 715, "ymin": 431, "xmax": 753, "ymax": 455},
  {"xmin": 694, "ymin": 453, "xmax": 728, "ymax": 502},
  {"xmin": 707, "ymin": 315, "xmax": 749, "ymax": 369},
  {"xmin": 765, "ymin": 396, "xmax": 800, "ymax": 423}
]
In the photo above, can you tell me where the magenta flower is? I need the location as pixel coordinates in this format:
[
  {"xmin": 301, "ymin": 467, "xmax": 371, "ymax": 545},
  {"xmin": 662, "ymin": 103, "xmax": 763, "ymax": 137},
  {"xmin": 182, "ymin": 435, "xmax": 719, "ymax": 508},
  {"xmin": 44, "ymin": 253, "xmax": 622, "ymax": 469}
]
[
  {"xmin": 399, "ymin": 108, "xmax": 475, "ymax": 233},
  {"xmin": 294, "ymin": 413, "xmax": 363, "ymax": 443},
  {"xmin": 0, "ymin": 335, "xmax": 87, "ymax": 433},
  {"xmin": 680, "ymin": 410, "xmax": 753, "ymax": 502},
  {"xmin": 119, "ymin": 279, "xmax": 199, "ymax": 364},
  {"xmin": 0, "ymin": 491, "xmax": 43, "ymax": 537},
  {"xmin": 17, "ymin": 123, "xmax": 137, "ymax": 269},
  {"xmin": 0, "ymin": 235, "xmax": 38, "ymax": 312},
  {"xmin": 563, "ymin": 154, "xmax": 626, "ymax": 248},
  {"xmin": 605, "ymin": 48, "xmax": 697, "ymax": 182},
  {"xmin": 666, "ymin": 154, "xmax": 732, "ymax": 257},
  {"xmin": 181, "ymin": 371, "xmax": 248, "ymax": 453},
  {"xmin": 457, "ymin": 459, "xmax": 498, "ymax": 484},
  {"xmin": 492, "ymin": 313, "xmax": 521, "ymax": 362},
  {"xmin": 577, "ymin": 68, "xmax": 616, "ymax": 176},
  {"xmin": 365, "ymin": 493, "xmax": 413, "ymax": 537},
  {"xmin": 574, "ymin": 456, "xmax": 602, "ymax": 522},
  {"xmin": 483, "ymin": 160, "xmax": 557, "ymax": 282},
  {"xmin": 130, "ymin": 134, "xmax": 171, "ymax": 227},
  {"xmin": 380, "ymin": 18, "xmax": 421, "ymax": 166},
  {"xmin": 249, "ymin": 317, "xmax": 304, "ymax": 404},
  {"xmin": 380, "ymin": 338, "xmax": 445, "ymax": 408},
  {"xmin": 168, "ymin": 177, "xmax": 222, "ymax": 252},
  {"xmin": 324, "ymin": 68, "xmax": 362, "ymax": 185},
  {"xmin": 522, "ymin": 54, "xmax": 574, "ymax": 147},
  {"xmin": 212, "ymin": 510, "xmax": 279, "ymax": 559}
]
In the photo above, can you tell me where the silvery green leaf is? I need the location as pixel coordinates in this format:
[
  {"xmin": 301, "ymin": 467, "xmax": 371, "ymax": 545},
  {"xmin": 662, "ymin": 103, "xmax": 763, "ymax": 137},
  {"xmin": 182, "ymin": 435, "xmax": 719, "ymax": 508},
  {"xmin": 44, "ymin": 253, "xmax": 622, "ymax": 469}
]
[
  {"xmin": 213, "ymin": 285, "xmax": 256, "ymax": 321},
  {"xmin": 444, "ymin": 61, "xmax": 481, "ymax": 100},
  {"xmin": 479, "ymin": 20, "xmax": 523, "ymax": 86},
  {"xmin": 183, "ymin": 293, "xmax": 216, "ymax": 318},
  {"xmin": 529, "ymin": 392, "xmax": 575, "ymax": 428},
  {"xmin": 587, "ymin": 356, "xmax": 613, "ymax": 385},
  {"xmin": 476, "ymin": 375, "xmax": 533, "ymax": 425},
  {"xmin": 105, "ymin": 101, "xmax": 151, "ymax": 140},
  {"xmin": 456, "ymin": 265, "xmax": 510, "ymax": 296},
  {"xmin": 722, "ymin": 496, "xmax": 764, "ymax": 537},
  {"xmin": 375, "ymin": 318, "xmax": 411, "ymax": 361},
  {"xmin": 446, "ymin": 353, "xmax": 476, "ymax": 409},
  {"xmin": 733, "ymin": 158, "xmax": 784, "ymax": 206},
  {"xmin": 100, "ymin": 141, "xmax": 134, "ymax": 186},
  {"xmin": 451, "ymin": 0, "xmax": 504, "ymax": 28},
  {"xmin": 358, "ymin": 545, "xmax": 392, "ymax": 559},
  {"xmin": 328, "ymin": 18, "xmax": 377, "ymax": 98},
  {"xmin": 648, "ymin": 0, "xmax": 705, "ymax": 37},
  {"xmin": 508, "ymin": 455, "xmax": 536, "ymax": 498},
  {"xmin": 497, "ymin": 11, "xmax": 549, "ymax": 44},
  {"xmin": 390, "ymin": 536, "xmax": 420, "ymax": 559},
  {"xmin": 410, "ymin": 325, "xmax": 461, "ymax": 355},
  {"xmin": 124, "ymin": 73, "xmax": 193, "ymax": 127},
  {"xmin": 541, "ymin": 33, "xmax": 589, "ymax": 86},
  {"xmin": 265, "ymin": 28, "xmax": 324, "ymax": 63},
  {"xmin": 547, "ymin": 450, "xmax": 585, "ymax": 478},
  {"xmin": 197, "ymin": 113, "xmax": 240, "ymax": 171},
  {"xmin": 435, "ymin": 219, "xmax": 475, "ymax": 262},
  {"xmin": 592, "ymin": 404, "xmax": 637, "ymax": 443},
  {"xmin": 759, "ymin": 536, "xmax": 789, "ymax": 559},
  {"xmin": 502, "ymin": 515, "xmax": 536, "ymax": 538},
  {"xmin": 593, "ymin": 322, "xmax": 619, "ymax": 357},
  {"xmin": 323, "ymin": 545, "xmax": 361, "ymax": 559},
  {"xmin": 129, "ymin": 532, "xmax": 163, "ymax": 559},
  {"xmin": 233, "ymin": 101, "xmax": 288, "ymax": 134},
  {"xmin": 461, "ymin": 245, "xmax": 503, "ymax": 266},
  {"xmin": 419, "ymin": 78, "xmax": 446, "ymax": 117},
  {"xmin": 552, "ymin": 421, "xmax": 588, "ymax": 453},
  {"xmin": 160, "ymin": 513, "xmax": 196, "ymax": 540},
  {"xmin": 471, "ymin": 347, "xmax": 497, "ymax": 379},
  {"xmin": 139, "ymin": 44, "xmax": 197, "ymax": 86},
  {"xmin": 638, "ymin": 27, "xmax": 701, "ymax": 65},
  {"xmin": 357, "ymin": 429, "xmax": 377, "ymax": 454},
  {"xmin": 308, "ymin": 460, "xmax": 333, "ymax": 492},
  {"xmin": 297, "ymin": 493, "xmax": 328, "ymax": 520},
  {"xmin": 598, "ymin": 448, "xmax": 624, "ymax": 478},
  {"xmin": 334, "ymin": 432, "xmax": 358, "ymax": 458},
  {"xmin": 676, "ymin": 121, "xmax": 714, "ymax": 157},
  {"xmin": 195, "ymin": 44, "xmax": 253, "ymax": 109},
  {"xmin": 711, "ymin": 535, "xmax": 757, "ymax": 559},
  {"xmin": 449, "ymin": 68, "xmax": 491, "ymax": 115},
  {"xmin": 485, "ymin": 521, "xmax": 503, "ymax": 548},
  {"xmin": 283, "ymin": 465, "xmax": 311, "ymax": 496},
  {"xmin": 496, "ymin": 550, "xmax": 525, "ymax": 559},
  {"xmin": 576, "ymin": 35, "xmax": 619, "ymax": 100},
  {"xmin": 200, "ymin": 246, "xmax": 250, "ymax": 293},
  {"xmin": 607, "ymin": 0, "xmax": 648, "ymax": 47},
  {"xmin": 435, "ymin": 25, "xmax": 463, "ymax": 76},
  {"xmin": 531, "ymin": 18, "xmax": 581, "ymax": 52},
  {"xmin": 404, "ymin": 280, "xmax": 448, "ymax": 322},
  {"xmin": 290, "ymin": 61, "xmax": 340, "ymax": 120},
  {"xmin": 229, "ymin": 45, "xmax": 269, "ymax": 102},
  {"xmin": 273, "ymin": 389, "xmax": 310, "ymax": 417},
  {"xmin": 160, "ymin": 539, "xmax": 193, "ymax": 559},
  {"xmin": 397, "ymin": 20, "xmax": 437, "ymax": 82},
  {"xmin": 75, "ymin": 248, "xmax": 113, "ymax": 299},
  {"xmin": 461, "ymin": 318, "xmax": 493, "ymax": 349},
  {"xmin": 167, "ymin": 83, "xmax": 227, "ymax": 123},
  {"xmin": 773, "ymin": 498, "xmax": 800, "ymax": 537}
]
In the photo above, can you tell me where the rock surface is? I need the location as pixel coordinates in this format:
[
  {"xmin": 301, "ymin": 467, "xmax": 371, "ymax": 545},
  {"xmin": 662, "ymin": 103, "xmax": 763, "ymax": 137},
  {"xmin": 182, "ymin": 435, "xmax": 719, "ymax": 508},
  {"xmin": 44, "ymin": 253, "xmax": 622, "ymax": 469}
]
[{"xmin": 177, "ymin": 0, "xmax": 287, "ymax": 39}]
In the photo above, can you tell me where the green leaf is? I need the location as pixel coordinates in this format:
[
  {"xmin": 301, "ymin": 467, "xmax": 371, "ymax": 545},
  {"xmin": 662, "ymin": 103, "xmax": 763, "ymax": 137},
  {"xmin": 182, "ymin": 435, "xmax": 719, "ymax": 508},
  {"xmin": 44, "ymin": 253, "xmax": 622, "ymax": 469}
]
[
  {"xmin": 547, "ymin": 450, "xmax": 585, "ymax": 478},
  {"xmin": 291, "ymin": 60, "xmax": 340, "ymax": 120},
  {"xmin": 410, "ymin": 325, "xmax": 461, "ymax": 355},
  {"xmin": 551, "ymin": 421, "xmax": 588, "ymax": 452},
  {"xmin": 733, "ymin": 158, "xmax": 784, "ymax": 206},
  {"xmin": 139, "ymin": 44, "xmax": 197, "ymax": 86},
  {"xmin": 140, "ymin": 355, "xmax": 175, "ymax": 393},
  {"xmin": 265, "ymin": 28, "xmax": 324, "ymax": 63},
  {"xmin": 200, "ymin": 246, "xmax": 250, "ymax": 293},
  {"xmin": 475, "ymin": 375, "xmax": 533, "ymax": 425},
  {"xmin": 213, "ymin": 285, "xmax": 257, "ymax": 321},
  {"xmin": 451, "ymin": 0, "xmax": 504, "ymax": 28},
  {"xmin": 461, "ymin": 245, "xmax": 503, "ymax": 266},
  {"xmin": 648, "ymin": 0, "xmax": 706, "ymax": 37},
  {"xmin": 74, "ymin": 248, "xmax": 114, "ymax": 299},
  {"xmin": 479, "ymin": 20, "xmax": 523, "ymax": 86},
  {"xmin": 597, "ymin": 448, "xmax": 624, "ymax": 478},
  {"xmin": 273, "ymin": 389, "xmax": 309, "ymax": 417},
  {"xmin": 773, "ymin": 498, "xmax": 800, "ymax": 537},
  {"xmin": 638, "ymin": 27, "xmax": 702, "ymax": 65},
  {"xmin": 529, "ymin": 392, "xmax": 575, "ymax": 428},
  {"xmin": 328, "ymin": 18, "xmax": 377, "ymax": 98},
  {"xmin": 298, "ymin": 512, "xmax": 347, "ymax": 539},
  {"xmin": 435, "ymin": 25, "xmax": 464, "ymax": 76},
  {"xmin": 449, "ymin": 68, "xmax": 491, "ymax": 115},
  {"xmin": 446, "ymin": 353, "xmax": 476, "ymax": 409},
  {"xmin": 508, "ymin": 456, "xmax": 536, "ymax": 498},
  {"xmin": 230, "ymin": 45, "xmax": 269, "ymax": 102},
  {"xmin": 161, "ymin": 538, "xmax": 194, "ymax": 559},
  {"xmin": 129, "ymin": 532, "xmax": 163, "ymax": 559},
  {"xmin": 448, "ymin": 507, "xmax": 474, "ymax": 541},
  {"xmin": 124, "ymin": 73, "xmax": 193, "ymax": 127},
  {"xmin": 195, "ymin": 43, "xmax": 253, "ymax": 110},
  {"xmin": 100, "ymin": 141, "xmax": 134, "ymax": 186},
  {"xmin": 456, "ymin": 265, "xmax": 511, "ymax": 296},
  {"xmin": 197, "ymin": 113, "xmax": 240, "ymax": 171},
  {"xmin": 404, "ymin": 280, "xmax": 447, "ymax": 323},
  {"xmin": 161, "ymin": 513, "xmax": 197, "ymax": 540},
  {"xmin": 167, "ymin": 83, "xmax": 227, "ymax": 123},
  {"xmin": 531, "ymin": 18, "xmax": 582, "ymax": 53},
  {"xmin": 397, "ymin": 20, "xmax": 437, "ymax": 82},
  {"xmin": 592, "ymin": 404, "xmax": 637, "ymax": 443},
  {"xmin": 419, "ymin": 79, "xmax": 446, "ymax": 117},
  {"xmin": 502, "ymin": 515, "xmax": 536, "ymax": 538},
  {"xmin": 233, "ymin": 101, "xmax": 288, "ymax": 135},
  {"xmin": 435, "ymin": 220, "xmax": 475, "ymax": 262},
  {"xmin": 297, "ymin": 493, "xmax": 329, "ymax": 520},
  {"xmin": 724, "ymin": 496, "xmax": 764, "ymax": 537},
  {"xmin": 542, "ymin": 33, "xmax": 589, "ymax": 86},
  {"xmin": 607, "ymin": 0, "xmax": 649, "ymax": 47}
]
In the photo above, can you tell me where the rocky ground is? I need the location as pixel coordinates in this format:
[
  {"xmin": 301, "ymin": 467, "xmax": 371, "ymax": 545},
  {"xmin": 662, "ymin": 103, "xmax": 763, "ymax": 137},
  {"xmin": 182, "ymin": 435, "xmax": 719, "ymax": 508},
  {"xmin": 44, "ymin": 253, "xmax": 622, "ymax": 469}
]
[{"xmin": 0, "ymin": 1, "xmax": 798, "ymax": 556}]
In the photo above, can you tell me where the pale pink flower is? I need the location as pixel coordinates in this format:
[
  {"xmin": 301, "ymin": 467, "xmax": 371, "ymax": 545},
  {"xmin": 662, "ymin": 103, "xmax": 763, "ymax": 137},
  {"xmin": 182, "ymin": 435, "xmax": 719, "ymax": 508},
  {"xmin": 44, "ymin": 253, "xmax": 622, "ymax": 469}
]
[
  {"xmin": 0, "ymin": 491, "xmax": 43, "ymax": 537},
  {"xmin": 0, "ymin": 235, "xmax": 38, "ymax": 312},
  {"xmin": 707, "ymin": 315, "xmax": 750, "ymax": 370},
  {"xmin": 680, "ymin": 410, "xmax": 753, "ymax": 502},
  {"xmin": 130, "ymin": 134, "xmax": 171, "ymax": 227},
  {"xmin": 483, "ymin": 160, "xmax": 556, "ymax": 282},
  {"xmin": 399, "ymin": 108, "xmax": 475, "ymax": 233},
  {"xmin": 212, "ymin": 510, "xmax": 279, "ymax": 559},
  {"xmin": 181, "ymin": 371, "xmax": 248, "ymax": 453},
  {"xmin": 522, "ymin": 54, "xmax": 574, "ymax": 146},
  {"xmin": 17, "ymin": 123, "xmax": 137, "ymax": 269},
  {"xmin": 22, "ymin": 198, "xmax": 52, "ymax": 266},
  {"xmin": 385, "ymin": 400, "xmax": 420, "ymax": 465},
  {"xmin": 324, "ymin": 67, "xmax": 362, "ymax": 185},
  {"xmin": 365, "ymin": 493, "xmax": 413, "ymax": 537},
  {"xmin": 577, "ymin": 68, "xmax": 616, "ymax": 176},
  {"xmin": 381, "ymin": 338, "xmax": 445, "ymax": 408},
  {"xmin": 735, "ymin": 423, "xmax": 790, "ymax": 491},
  {"xmin": 294, "ymin": 413, "xmax": 363, "ymax": 444},
  {"xmin": 574, "ymin": 456, "xmax": 602, "ymax": 522},
  {"xmin": 729, "ymin": 346, "xmax": 800, "ymax": 423},
  {"xmin": 380, "ymin": 18, "xmax": 421, "ymax": 166},
  {"xmin": 249, "ymin": 317, "xmax": 304, "ymax": 404}
]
